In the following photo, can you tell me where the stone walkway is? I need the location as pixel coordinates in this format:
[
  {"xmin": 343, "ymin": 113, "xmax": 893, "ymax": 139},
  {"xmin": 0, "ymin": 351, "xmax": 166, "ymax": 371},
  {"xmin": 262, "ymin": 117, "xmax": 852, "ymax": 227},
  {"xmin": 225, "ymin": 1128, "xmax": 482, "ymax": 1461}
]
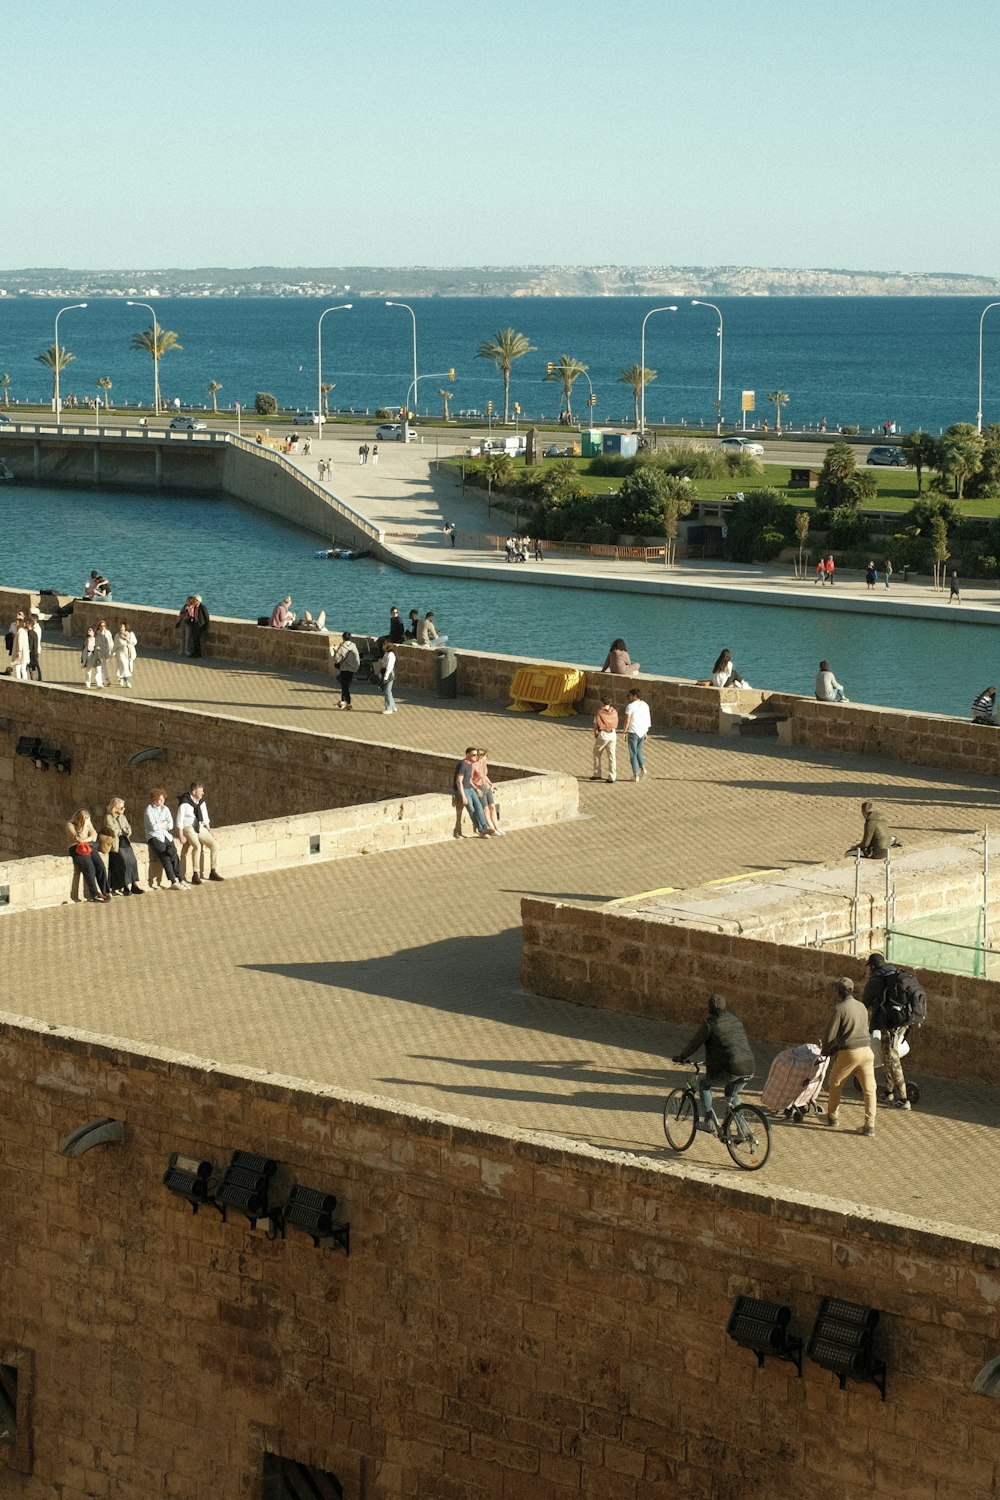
[{"xmin": 6, "ymin": 637, "xmax": 1000, "ymax": 1239}]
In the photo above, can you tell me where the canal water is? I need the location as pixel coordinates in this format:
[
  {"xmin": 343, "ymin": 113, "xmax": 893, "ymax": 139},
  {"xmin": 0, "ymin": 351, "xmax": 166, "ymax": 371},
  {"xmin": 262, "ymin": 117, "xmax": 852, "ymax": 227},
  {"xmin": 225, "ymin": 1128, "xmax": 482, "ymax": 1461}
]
[{"xmin": 3, "ymin": 483, "xmax": 987, "ymax": 719}]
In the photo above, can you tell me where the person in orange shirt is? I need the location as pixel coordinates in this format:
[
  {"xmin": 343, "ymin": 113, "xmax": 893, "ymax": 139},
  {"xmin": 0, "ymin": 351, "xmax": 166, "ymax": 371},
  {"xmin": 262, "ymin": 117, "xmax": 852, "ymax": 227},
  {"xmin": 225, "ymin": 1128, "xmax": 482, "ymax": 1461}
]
[
  {"xmin": 592, "ymin": 694, "xmax": 619, "ymax": 783},
  {"xmin": 824, "ymin": 554, "xmax": 836, "ymax": 585}
]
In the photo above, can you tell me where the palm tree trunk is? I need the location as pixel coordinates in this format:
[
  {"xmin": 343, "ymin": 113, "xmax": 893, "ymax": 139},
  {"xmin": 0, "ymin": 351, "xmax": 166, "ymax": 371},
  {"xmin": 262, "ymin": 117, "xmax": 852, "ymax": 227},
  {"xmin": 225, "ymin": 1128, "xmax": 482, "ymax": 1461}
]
[
  {"xmin": 502, "ymin": 368, "xmax": 510, "ymax": 425},
  {"xmin": 633, "ymin": 389, "xmax": 639, "ymax": 429},
  {"xmin": 564, "ymin": 385, "xmax": 573, "ymax": 423}
]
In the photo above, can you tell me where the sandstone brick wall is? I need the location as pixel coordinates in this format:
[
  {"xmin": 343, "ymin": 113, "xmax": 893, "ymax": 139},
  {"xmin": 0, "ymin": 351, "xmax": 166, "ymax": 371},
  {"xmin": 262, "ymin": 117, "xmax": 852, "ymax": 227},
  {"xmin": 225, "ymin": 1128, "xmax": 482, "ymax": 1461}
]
[
  {"xmin": 521, "ymin": 895, "xmax": 1000, "ymax": 1086},
  {"xmin": 0, "ymin": 677, "xmax": 530, "ymax": 861},
  {"xmin": 1, "ymin": 1014, "xmax": 998, "ymax": 1499}
]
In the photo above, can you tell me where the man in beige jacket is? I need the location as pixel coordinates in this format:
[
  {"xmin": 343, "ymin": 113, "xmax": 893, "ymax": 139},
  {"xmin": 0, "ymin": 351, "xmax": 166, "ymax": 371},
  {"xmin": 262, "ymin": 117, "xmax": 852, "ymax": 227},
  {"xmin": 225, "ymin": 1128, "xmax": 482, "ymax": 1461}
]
[{"xmin": 822, "ymin": 977, "xmax": 878, "ymax": 1136}]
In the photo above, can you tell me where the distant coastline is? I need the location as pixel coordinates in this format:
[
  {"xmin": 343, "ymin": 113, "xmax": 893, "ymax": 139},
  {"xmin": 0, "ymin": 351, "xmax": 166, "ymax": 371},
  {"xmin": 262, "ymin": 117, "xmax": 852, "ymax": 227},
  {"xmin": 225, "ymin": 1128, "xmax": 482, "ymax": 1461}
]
[{"xmin": 2, "ymin": 264, "xmax": 1000, "ymax": 300}]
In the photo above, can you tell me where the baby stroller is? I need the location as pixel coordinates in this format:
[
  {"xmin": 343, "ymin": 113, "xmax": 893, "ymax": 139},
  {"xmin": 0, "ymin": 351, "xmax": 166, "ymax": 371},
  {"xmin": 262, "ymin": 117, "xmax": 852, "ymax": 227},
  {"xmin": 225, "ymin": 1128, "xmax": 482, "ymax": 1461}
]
[
  {"xmin": 760, "ymin": 1042, "xmax": 830, "ymax": 1123},
  {"xmin": 354, "ymin": 635, "xmax": 382, "ymax": 685}
]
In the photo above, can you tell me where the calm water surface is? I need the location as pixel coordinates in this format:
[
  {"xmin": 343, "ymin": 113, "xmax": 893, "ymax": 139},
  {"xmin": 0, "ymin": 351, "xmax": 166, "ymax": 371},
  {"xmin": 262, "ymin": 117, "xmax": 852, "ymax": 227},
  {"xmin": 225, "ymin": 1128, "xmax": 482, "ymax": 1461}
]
[{"xmin": 3, "ymin": 485, "xmax": 988, "ymax": 721}]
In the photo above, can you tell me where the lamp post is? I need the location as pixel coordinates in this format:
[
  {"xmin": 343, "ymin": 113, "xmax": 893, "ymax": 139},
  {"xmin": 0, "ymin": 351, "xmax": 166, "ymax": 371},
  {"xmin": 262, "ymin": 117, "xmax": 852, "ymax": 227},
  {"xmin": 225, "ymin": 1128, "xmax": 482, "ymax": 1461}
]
[
  {"xmin": 639, "ymin": 305, "xmax": 677, "ymax": 434},
  {"xmin": 317, "ymin": 303, "xmax": 352, "ymax": 434},
  {"xmin": 53, "ymin": 302, "xmax": 87, "ymax": 424},
  {"xmin": 977, "ymin": 302, "xmax": 1000, "ymax": 433},
  {"xmin": 691, "ymin": 299, "xmax": 724, "ymax": 435},
  {"xmin": 127, "ymin": 299, "xmax": 159, "ymax": 416},
  {"xmin": 385, "ymin": 300, "xmax": 418, "ymax": 421}
]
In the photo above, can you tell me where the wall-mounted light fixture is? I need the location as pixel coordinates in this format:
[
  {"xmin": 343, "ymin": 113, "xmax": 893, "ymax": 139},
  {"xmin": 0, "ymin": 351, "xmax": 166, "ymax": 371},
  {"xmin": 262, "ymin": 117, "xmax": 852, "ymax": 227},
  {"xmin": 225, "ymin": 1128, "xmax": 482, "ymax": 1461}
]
[
  {"xmin": 807, "ymin": 1297, "xmax": 886, "ymax": 1400},
  {"xmin": 282, "ymin": 1184, "xmax": 350, "ymax": 1255},
  {"xmin": 15, "ymin": 736, "xmax": 71, "ymax": 772},
  {"xmin": 727, "ymin": 1296, "xmax": 802, "ymax": 1374},
  {"xmin": 162, "ymin": 1153, "xmax": 219, "ymax": 1215},
  {"xmin": 215, "ymin": 1150, "xmax": 277, "ymax": 1228},
  {"xmin": 58, "ymin": 1118, "xmax": 126, "ymax": 1157}
]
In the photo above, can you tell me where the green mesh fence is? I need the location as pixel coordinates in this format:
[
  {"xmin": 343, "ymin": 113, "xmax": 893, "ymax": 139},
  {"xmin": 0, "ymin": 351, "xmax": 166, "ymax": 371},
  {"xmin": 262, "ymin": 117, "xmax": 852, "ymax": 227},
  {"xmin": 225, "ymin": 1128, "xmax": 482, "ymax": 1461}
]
[{"xmin": 886, "ymin": 906, "xmax": 988, "ymax": 978}]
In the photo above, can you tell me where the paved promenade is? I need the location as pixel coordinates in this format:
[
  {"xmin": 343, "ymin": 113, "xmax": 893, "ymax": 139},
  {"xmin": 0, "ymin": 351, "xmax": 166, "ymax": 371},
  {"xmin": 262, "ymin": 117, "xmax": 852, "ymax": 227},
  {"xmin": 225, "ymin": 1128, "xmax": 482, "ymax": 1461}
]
[
  {"xmin": 5, "ymin": 636, "xmax": 1000, "ymax": 1241},
  {"xmin": 289, "ymin": 434, "xmax": 1000, "ymax": 620}
]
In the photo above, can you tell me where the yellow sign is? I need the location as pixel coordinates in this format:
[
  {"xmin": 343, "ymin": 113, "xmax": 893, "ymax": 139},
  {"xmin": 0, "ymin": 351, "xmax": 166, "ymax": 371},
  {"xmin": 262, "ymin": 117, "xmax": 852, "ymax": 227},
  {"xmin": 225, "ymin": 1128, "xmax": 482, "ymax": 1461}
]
[{"xmin": 741, "ymin": 390, "xmax": 755, "ymax": 412}]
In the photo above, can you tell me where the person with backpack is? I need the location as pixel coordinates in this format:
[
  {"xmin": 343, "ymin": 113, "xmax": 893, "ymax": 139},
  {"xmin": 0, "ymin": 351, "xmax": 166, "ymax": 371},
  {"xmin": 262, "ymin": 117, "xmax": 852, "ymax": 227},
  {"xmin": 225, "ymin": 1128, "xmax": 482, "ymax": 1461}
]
[{"xmin": 862, "ymin": 951, "xmax": 926, "ymax": 1110}]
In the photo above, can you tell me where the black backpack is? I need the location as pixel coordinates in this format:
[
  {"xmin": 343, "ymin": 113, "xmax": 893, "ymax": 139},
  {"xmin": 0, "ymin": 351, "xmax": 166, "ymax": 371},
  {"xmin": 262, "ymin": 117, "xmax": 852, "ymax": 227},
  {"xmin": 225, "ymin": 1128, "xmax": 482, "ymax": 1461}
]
[{"xmin": 880, "ymin": 967, "xmax": 927, "ymax": 1029}]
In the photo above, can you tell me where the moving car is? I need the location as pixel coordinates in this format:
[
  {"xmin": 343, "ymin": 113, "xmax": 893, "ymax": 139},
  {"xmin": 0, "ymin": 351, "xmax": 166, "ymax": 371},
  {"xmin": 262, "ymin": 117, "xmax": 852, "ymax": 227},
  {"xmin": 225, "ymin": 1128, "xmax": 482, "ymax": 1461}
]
[
  {"xmin": 0, "ymin": 413, "xmax": 11, "ymax": 425},
  {"xmin": 719, "ymin": 436, "xmax": 765, "ymax": 456},
  {"xmin": 374, "ymin": 423, "xmax": 417, "ymax": 442},
  {"xmin": 295, "ymin": 411, "xmax": 321, "ymax": 425},
  {"xmin": 866, "ymin": 445, "xmax": 906, "ymax": 466},
  {"xmin": 169, "ymin": 416, "xmax": 207, "ymax": 432}
]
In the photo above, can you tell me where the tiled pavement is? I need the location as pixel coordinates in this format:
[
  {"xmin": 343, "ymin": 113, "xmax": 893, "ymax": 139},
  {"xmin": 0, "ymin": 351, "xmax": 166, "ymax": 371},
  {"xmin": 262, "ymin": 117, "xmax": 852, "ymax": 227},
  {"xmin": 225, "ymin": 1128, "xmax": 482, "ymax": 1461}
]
[{"xmin": 5, "ymin": 637, "xmax": 1000, "ymax": 1239}]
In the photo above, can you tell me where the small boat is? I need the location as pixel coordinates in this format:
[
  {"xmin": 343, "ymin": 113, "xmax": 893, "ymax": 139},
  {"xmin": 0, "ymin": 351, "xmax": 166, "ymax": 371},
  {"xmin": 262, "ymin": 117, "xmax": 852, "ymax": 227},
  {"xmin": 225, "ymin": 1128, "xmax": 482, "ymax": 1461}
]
[{"xmin": 315, "ymin": 546, "xmax": 373, "ymax": 561}]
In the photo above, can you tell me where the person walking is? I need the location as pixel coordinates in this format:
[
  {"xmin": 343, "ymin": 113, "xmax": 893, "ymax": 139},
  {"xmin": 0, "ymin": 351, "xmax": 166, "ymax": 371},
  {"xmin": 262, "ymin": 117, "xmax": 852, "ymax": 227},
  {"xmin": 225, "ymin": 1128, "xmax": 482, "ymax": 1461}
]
[
  {"xmin": 672, "ymin": 994, "xmax": 755, "ymax": 1132},
  {"xmin": 863, "ymin": 952, "xmax": 918, "ymax": 1110},
  {"xmin": 371, "ymin": 444, "xmax": 379, "ymax": 466},
  {"xmin": 95, "ymin": 619, "xmax": 114, "ymax": 686},
  {"xmin": 387, "ymin": 606, "xmax": 405, "ymax": 645},
  {"xmin": 27, "ymin": 611, "xmax": 42, "ymax": 681},
  {"xmin": 379, "ymin": 640, "xmax": 397, "ymax": 714},
  {"xmin": 176, "ymin": 783, "xmax": 223, "ymax": 885},
  {"xmin": 9, "ymin": 612, "xmax": 30, "ymax": 681},
  {"xmin": 884, "ymin": 558, "xmax": 893, "ymax": 589},
  {"xmin": 623, "ymin": 687, "xmax": 651, "ymax": 781},
  {"xmin": 80, "ymin": 627, "xmax": 102, "ymax": 688},
  {"xmin": 821, "ymin": 977, "xmax": 878, "ymax": 1136},
  {"xmin": 177, "ymin": 595, "xmax": 209, "ymax": 657},
  {"xmin": 949, "ymin": 569, "xmax": 961, "ymax": 603},
  {"xmin": 333, "ymin": 631, "xmax": 361, "ymax": 709},
  {"xmin": 814, "ymin": 558, "xmax": 827, "ymax": 586},
  {"xmin": 824, "ymin": 554, "xmax": 836, "ymax": 586},
  {"xmin": 112, "ymin": 620, "xmax": 137, "ymax": 688},
  {"xmin": 592, "ymin": 694, "xmax": 619, "ymax": 783}
]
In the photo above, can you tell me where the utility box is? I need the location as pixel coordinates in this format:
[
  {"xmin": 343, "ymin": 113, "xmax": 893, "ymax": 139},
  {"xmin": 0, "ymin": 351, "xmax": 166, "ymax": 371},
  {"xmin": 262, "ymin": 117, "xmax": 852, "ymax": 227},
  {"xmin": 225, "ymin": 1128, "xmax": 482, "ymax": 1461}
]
[
  {"xmin": 602, "ymin": 433, "xmax": 638, "ymax": 458},
  {"xmin": 581, "ymin": 429, "xmax": 604, "ymax": 458}
]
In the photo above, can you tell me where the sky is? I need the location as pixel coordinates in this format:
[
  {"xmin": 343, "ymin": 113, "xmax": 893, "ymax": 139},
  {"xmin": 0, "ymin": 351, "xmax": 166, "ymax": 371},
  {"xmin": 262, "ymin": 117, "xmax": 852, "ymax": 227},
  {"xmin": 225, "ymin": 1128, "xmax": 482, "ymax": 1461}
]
[{"xmin": 4, "ymin": 0, "xmax": 999, "ymax": 275}]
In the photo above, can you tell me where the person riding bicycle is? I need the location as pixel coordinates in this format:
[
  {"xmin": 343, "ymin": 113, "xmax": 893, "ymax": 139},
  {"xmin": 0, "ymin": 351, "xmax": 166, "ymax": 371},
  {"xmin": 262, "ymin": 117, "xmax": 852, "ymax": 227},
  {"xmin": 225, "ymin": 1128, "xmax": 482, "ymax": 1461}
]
[{"xmin": 673, "ymin": 995, "xmax": 755, "ymax": 1132}]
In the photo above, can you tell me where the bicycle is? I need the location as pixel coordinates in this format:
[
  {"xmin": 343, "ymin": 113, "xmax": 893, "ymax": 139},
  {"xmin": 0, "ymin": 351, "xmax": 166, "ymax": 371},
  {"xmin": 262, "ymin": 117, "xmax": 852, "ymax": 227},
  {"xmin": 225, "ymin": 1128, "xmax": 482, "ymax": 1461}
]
[{"xmin": 662, "ymin": 1062, "xmax": 772, "ymax": 1170}]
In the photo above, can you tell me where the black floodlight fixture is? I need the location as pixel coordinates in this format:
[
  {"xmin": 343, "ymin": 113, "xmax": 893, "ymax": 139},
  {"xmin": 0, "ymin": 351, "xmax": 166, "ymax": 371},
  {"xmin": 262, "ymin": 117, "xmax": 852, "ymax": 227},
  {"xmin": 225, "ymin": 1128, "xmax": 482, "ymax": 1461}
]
[
  {"xmin": 215, "ymin": 1150, "xmax": 277, "ymax": 1225},
  {"xmin": 163, "ymin": 1153, "xmax": 217, "ymax": 1214},
  {"xmin": 15, "ymin": 737, "xmax": 41, "ymax": 760},
  {"xmin": 807, "ymin": 1297, "xmax": 886, "ymax": 1400},
  {"xmin": 283, "ymin": 1183, "xmax": 350, "ymax": 1255},
  {"xmin": 726, "ymin": 1296, "xmax": 802, "ymax": 1374}
]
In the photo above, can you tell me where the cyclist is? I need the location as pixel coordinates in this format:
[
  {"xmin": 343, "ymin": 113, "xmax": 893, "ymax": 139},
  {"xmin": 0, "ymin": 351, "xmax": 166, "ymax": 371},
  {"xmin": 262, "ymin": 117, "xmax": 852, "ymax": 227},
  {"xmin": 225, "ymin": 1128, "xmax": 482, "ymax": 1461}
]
[{"xmin": 673, "ymin": 995, "xmax": 755, "ymax": 1132}]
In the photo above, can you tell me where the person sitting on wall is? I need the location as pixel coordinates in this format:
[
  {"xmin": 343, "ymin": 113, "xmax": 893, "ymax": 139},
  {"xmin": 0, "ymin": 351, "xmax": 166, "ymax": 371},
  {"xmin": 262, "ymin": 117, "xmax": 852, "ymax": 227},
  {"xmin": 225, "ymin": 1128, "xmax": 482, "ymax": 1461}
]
[
  {"xmin": 815, "ymin": 660, "xmax": 848, "ymax": 702},
  {"xmin": 709, "ymin": 649, "xmax": 750, "ymax": 689},
  {"xmin": 269, "ymin": 595, "xmax": 296, "ymax": 629},
  {"xmin": 972, "ymin": 686, "xmax": 997, "ymax": 725},
  {"xmin": 83, "ymin": 569, "xmax": 111, "ymax": 600},
  {"xmin": 846, "ymin": 799, "xmax": 901, "ymax": 859},
  {"xmin": 602, "ymin": 638, "xmax": 638, "ymax": 676}
]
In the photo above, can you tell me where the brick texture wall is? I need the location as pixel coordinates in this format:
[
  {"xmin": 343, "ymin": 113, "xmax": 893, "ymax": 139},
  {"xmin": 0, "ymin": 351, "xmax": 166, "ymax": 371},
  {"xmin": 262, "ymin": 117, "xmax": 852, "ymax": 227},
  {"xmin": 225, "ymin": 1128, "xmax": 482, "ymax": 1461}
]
[
  {"xmin": 0, "ymin": 1016, "xmax": 998, "ymax": 1499},
  {"xmin": 521, "ymin": 896, "xmax": 1000, "ymax": 1086}
]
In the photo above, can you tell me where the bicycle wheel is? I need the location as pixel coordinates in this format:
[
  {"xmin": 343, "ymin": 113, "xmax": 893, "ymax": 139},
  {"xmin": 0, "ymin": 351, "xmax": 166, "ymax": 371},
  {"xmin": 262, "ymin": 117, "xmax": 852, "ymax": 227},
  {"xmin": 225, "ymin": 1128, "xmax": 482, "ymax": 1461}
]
[
  {"xmin": 663, "ymin": 1089, "xmax": 698, "ymax": 1151},
  {"xmin": 724, "ymin": 1104, "xmax": 772, "ymax": 1170}
]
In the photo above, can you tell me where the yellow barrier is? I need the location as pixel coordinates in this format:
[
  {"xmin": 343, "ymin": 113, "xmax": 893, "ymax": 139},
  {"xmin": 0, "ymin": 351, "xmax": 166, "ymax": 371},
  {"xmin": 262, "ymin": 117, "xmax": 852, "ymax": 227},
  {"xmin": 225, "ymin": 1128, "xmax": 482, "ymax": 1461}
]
[{"xmin": 507, "ymin": 665, "xmax": 587, "ymax": 717}]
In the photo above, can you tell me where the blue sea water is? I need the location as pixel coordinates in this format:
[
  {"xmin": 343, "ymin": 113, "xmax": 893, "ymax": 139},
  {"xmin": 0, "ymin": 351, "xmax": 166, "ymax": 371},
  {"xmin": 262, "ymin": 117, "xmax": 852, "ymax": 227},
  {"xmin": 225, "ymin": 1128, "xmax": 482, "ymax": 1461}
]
[
  {"xmin": 0, "ymin": 295, "xmax": 996, "ymax": 434},
  {"xmin": 0, "ymin": 483, "xmax": 989, "ymax": 722}
]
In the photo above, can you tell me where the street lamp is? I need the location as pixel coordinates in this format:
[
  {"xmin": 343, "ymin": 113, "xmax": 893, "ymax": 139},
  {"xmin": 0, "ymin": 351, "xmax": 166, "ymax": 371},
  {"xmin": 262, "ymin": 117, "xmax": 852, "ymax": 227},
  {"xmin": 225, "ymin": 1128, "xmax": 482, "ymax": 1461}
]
[
  {"xmin": 977, "ymin": 302, "xmax": 1000, "ymax": 433},
  {"xmin": 317, "ymin": 303, "xmax": 352, "ymax": 433},
  {"xmin": 691, "ymin": 300, "xmax": 724, "ymax": 435},
  {"xmin": 53, "ymin": 302, "xmax": 87, "ymax": 423},
  {"xmin": 127, "ymin": 300, "xmax": 160, "ymax": 416},
  {"xmin": 385, "ymin": 300, "xmax": 418, "ymax": 421},
  {"xmin": 639, "ymin": 305, "xmax": 677, "ymax": 435}
]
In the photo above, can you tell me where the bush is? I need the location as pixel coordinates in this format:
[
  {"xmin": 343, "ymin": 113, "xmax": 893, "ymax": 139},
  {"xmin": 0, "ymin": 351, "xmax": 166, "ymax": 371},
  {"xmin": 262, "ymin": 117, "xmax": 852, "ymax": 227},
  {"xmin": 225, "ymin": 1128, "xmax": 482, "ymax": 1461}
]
[
  {"xmin": 828, "ymin": 504, "xmax": 870, "ymax": 548},
  {"xmin": 756, "ymin": 527, "xmax": 786, "ymax": 561},
  {"xmin": 255, "ymin": 392, "xmax": 278, "ymax": 416},
  {"xmin": 726, "ymin": 488, "xmax": 792, "ymax": 562},
  {"xmin": 840, "ymin": 424, "xmax": 859, "ymax": 435}
]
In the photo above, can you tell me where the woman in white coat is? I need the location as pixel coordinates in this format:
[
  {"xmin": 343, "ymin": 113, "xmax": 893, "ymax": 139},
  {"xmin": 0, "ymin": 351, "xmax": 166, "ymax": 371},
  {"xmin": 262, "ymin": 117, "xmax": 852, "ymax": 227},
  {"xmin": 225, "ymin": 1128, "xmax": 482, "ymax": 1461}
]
[
  {"xmin": 10, "ymin": 612, "xmax": 30, "ymax": 681},
  {"xmin": 112, "ymin": 621, "xmax": 138, "ymax": 688}
]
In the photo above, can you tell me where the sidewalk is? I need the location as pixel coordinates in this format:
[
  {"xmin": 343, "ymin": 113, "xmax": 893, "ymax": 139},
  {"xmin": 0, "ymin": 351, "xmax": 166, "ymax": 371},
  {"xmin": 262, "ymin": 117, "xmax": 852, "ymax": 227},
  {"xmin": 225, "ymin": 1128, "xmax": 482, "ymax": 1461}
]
[{"xmin": 297, "ymin": 436, "xmax": 1000, "ymax": 620}]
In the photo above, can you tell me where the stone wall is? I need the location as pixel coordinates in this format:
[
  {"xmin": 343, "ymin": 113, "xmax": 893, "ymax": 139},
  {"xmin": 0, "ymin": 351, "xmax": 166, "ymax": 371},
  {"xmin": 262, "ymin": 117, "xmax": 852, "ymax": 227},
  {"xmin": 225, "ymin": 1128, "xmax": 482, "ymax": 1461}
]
[
  {"xmin": 521, "ymin": 894, "xmax": 1000, "ymax": 1085},
  {"xmin": 0, "ymin": 676, "xmax": 532, "ymax": 861},
  {"xmin": 1, "ymin": 1015, "xmax": 998, "ymax": 1499}
]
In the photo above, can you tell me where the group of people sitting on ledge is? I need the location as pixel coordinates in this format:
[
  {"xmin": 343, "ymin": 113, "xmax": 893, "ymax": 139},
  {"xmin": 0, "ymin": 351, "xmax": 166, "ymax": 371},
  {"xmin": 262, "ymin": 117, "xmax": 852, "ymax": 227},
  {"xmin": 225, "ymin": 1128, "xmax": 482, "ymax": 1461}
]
[
  {"xmin": 266, "ymin": 596, "xmax": 327, "ymax": 631},
  {"xmin": 65, "ymin": 784, "xmax": 224, "ymax": 902}
]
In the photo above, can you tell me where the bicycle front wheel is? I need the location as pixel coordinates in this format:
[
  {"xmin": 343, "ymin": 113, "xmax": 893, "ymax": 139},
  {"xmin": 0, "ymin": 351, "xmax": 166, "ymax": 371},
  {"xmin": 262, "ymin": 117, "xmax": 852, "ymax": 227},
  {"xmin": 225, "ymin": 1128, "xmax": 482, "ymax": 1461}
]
[
  {"xmin": 663, "ymin": 1089, "xmax": 698, "ymax": 1151},
  {"xmin": 724, "ymin": 1104, "xmax": 772, "ymax": 1170}
]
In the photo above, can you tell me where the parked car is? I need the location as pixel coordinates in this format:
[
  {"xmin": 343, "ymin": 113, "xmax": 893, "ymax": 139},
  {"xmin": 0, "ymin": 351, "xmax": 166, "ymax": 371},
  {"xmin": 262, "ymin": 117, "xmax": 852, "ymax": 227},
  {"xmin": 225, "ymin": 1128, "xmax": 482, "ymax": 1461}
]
[
  {"xmin": 169, "ymin": 416, "xmax": 207, "ymax": 432},
  {"xmin": 719, "ymin": 436, "xmax": 765, "ymax": 456},
  {"xmin": 866, "ymin": 445, "xmax": 906, "ymax": 466},
  {"xmin": 295, "ymin": 411, "xmax": 321, "ymax": 425},
  {"xmin": 374, "ymin": 423, "xmax": 417, "ymax": 442}
]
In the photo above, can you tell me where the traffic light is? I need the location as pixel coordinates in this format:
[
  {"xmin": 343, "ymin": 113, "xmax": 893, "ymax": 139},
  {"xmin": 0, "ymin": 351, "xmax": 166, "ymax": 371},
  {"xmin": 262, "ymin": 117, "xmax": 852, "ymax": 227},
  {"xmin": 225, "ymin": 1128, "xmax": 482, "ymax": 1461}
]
[
  {"xmin": 448, "ymin": 368, "xmax": 455, "ymax": 381},
  {"xmin": 589, "ymin": 393, "xmax": 597, "ymax": 407},
  {"xmin": 514, "ymin": 403, "xmax": 521, "ymax": 415},
  {"xmin": 546, "ymin": 362, "xmax": 555, "ymax": 377},
  {"xmin": 487, "ymin": 400, "xmax": 493, "ymax": 415}
]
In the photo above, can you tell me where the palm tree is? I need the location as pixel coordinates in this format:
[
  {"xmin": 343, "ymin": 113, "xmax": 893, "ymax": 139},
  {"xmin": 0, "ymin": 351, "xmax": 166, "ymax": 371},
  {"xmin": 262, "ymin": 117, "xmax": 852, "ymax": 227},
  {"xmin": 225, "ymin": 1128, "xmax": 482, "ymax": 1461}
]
[
  {"xmin": 130, "ymin": 325, "xmax": 183, "ymax": 414},
  {"xmin": 545, "ymin": 355, "xmax": 588, "ymax": 423},
  {"xmin": 208, "ymin": 379, "xmax": 223, "ymax": 414},
  {"xmin": 36, "ymin": 344, "xmax": 75, "ymax": 402},
  {"xmin": 618, "ymin": 365, "xmax": 656, "ymax": 430},
  {"xmin": 0, "ymin": 373, "xmax": 10, "ymax": 406},
  {"xmin": 320, "ymin": 382, "xmax": 334, "ymax": 418},
  {"xmin": 476, "ymin": 328, "xmax": 536, "ymax": 424},
  {"xmin": 766, "ymin": 390, "xmax": 790, "ymax": 433},
  {"xmin": 438, "ymin": 387, "xmax": 453, "ymax": 422},
  {"xmin": 97, "ymin": 376, "xmax": 113, "ymax": 414}
]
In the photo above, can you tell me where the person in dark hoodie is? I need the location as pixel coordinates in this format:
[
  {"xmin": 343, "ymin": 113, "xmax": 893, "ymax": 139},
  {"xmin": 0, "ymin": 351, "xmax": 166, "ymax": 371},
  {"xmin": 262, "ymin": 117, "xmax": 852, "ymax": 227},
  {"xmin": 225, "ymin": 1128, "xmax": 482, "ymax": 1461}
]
[{"xmin": 673, "ymin": 994, "xmax": 755, "ymax": 1131}]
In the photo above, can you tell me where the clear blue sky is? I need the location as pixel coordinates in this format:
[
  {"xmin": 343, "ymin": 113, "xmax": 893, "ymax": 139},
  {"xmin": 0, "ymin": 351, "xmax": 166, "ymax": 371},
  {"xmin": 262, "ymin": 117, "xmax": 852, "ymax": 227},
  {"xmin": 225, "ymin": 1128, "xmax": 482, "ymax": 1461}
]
[{"xmin": 5, "ymin": 0, "xmax": 998, "ymax": 274}]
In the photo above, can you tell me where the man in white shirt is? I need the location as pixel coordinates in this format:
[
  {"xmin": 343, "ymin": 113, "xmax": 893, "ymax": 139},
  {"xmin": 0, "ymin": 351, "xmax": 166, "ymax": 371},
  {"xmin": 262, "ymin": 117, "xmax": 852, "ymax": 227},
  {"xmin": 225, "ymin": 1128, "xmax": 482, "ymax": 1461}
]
[
  {"xmin": 623, "ymin": 688, "xmax": 652, "ymax": 782},
  {"xmin": 380, "ymin": 644, "xmax": 397, "ymax": 714},
  {"xmin": 176, "ymin": 783, "xmax": 223, "ymax": 885}
]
